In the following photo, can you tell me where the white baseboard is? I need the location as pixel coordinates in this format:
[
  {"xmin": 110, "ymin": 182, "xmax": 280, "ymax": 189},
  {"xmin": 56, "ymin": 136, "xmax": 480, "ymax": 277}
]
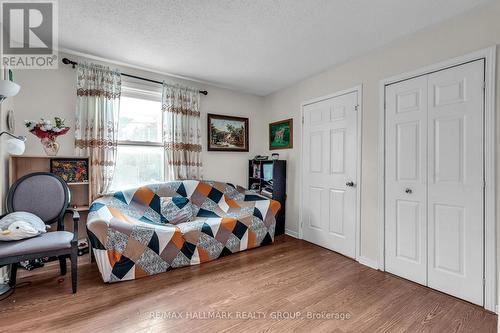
[
  {"xmin": 357, "ymin": 256, "xmax": 379, "ymax": 270},
  {"xmin": 284, "ymin": 228, "xmax": 299, "ymax": 239}
]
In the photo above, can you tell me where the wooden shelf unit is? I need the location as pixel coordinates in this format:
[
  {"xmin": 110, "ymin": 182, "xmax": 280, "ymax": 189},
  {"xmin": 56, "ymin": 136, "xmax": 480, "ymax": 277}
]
[
  {"xmin": 9, "ymin": 155, "xmax": 92, "ymax": 212},
  {"xmin": 9, "ymin": 155, "xmax": 92, "ymax": 238}
]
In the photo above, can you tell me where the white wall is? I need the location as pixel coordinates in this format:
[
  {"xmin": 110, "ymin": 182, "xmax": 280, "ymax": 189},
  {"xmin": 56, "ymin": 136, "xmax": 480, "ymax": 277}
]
[
  {"xmin": 0, "ymin": 98, "xmax": 14, "ymax": 213},
  {"xmin": 12, "ymin": 52, "xmax": 265, "ymax": 188},
  {"xmin": 262, "ymin": 1, "xmax": 500, "ymax": 263},
  {"xmin": 7, "ymin": 1, "xmax": 500, "ymax": 267}
]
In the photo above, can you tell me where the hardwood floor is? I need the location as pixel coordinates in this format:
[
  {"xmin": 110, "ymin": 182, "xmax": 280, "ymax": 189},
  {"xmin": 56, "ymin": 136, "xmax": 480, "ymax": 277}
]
[{"xmin": 0, "ymin": 236, "xmax": 496, "ymax": 332}]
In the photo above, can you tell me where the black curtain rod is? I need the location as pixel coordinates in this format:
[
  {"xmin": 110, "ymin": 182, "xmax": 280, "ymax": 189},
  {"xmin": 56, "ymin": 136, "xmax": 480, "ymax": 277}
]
[{"xmin": 62, "ymin": 57, "xmax": 208, "ymax": 95}]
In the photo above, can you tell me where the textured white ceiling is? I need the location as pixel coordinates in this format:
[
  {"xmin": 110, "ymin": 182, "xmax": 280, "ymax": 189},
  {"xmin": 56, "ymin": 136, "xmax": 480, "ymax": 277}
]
[{"xmin": 59, "ymin": 0, "xmax": 490, "ymax": 95}]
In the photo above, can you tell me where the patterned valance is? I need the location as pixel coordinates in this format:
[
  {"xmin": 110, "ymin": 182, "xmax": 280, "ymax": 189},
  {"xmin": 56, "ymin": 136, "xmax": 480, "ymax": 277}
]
[
  {"xmin": 161, "ymin": 84, "xmax": 200, "ymax": 117},
  {"xmin": 76, "ymin": 62, "xmax": 121, "ymax": 99}
]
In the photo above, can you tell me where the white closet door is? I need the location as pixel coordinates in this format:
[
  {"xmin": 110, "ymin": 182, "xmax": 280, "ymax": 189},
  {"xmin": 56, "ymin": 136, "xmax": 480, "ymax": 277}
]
[
  {"xmin": 385, "ymin": 76, "xmax": 428, "ymax": 285},
  {"xmin": 427, "ymin": 60, "xmax": 484, "ymax": 306},
  {"xmin": 302, "ymin": 91, "xmax": 358, "ymax": 258}
]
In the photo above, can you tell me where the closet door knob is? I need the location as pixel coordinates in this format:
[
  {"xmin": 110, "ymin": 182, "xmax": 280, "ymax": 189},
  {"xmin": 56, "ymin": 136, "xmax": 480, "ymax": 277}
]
[
  {"xmin": 346, "ymin": 181, "xmax": 355, "ymax": 187},
  {"xmin": 405, "ymin": 188, "xmax": 413, "ymax": 194}
]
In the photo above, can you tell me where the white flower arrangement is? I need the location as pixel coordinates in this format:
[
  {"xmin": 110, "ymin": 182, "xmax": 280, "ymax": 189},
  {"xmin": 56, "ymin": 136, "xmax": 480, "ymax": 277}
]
[{"xmin": 24, "ymin": 117, "xmax": 70, "ymax": 140}]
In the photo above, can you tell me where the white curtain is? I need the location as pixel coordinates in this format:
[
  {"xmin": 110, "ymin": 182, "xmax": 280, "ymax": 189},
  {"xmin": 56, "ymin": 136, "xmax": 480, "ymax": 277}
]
[
  {"xmin": 161, "ymin": 83, "xmax": 202, "ymax": 180},
  {"xmin": 75, "ymin": 62, "xmax": 121, "ymax": 198}
]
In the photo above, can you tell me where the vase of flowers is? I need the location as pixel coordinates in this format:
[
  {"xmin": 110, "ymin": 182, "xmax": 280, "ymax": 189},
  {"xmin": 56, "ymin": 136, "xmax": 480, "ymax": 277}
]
[{"xmin": 25, "ymin": 117, "xmax": 70, "ymax": 156}]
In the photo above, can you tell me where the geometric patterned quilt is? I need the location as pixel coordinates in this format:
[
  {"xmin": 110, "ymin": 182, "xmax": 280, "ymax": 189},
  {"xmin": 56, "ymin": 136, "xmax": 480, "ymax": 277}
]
[{"xmin": 87, "ymin": 180, "xmax": 281, "ymax": 282}]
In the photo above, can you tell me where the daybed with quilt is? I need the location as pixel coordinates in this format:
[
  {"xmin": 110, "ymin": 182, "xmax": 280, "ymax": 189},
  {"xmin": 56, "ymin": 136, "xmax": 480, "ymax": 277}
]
[{"xmin": 87, "ymin": 180, "xmax": 280, "ymax": 282}]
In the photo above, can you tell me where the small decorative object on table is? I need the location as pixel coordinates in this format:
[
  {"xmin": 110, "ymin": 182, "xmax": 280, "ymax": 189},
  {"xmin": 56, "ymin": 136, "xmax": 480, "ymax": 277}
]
[
  {"xmin": 77, "ymin": 239, "xmax": 89, "ymax": 256},
  {"xmin": 25, "ymin": 117, "xmax": 69, "ymax": 156},
  {"xmin": 271, "ymin": 153, "xmax": 279, "ymax": 160},
  {"xmin": 50, "ymin": 158, "xmax": 89, "ymax": 183}
]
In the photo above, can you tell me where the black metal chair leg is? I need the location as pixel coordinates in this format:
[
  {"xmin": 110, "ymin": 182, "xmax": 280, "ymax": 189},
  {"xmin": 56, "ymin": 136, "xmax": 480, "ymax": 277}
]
[
  {"xmin": 88, "ymin": 237, "xmax": 95, "ymax": 263},
  {"xmin": 59, "ymin": 256, "xmax": 67, "ymax": 276},
  {"xmin": 70, "ymin": 249, "xmax": 78, "ymax": 293},
  {"xmin": 9, "ymin": 263, "xmax": 17, "ymax": 287}
]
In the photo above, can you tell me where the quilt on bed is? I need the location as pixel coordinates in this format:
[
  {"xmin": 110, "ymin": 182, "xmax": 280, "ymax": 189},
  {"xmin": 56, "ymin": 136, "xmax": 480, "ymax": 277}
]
[{"xmin": 87, "ymin": 180, "xmax": 280, "ymax": 282}]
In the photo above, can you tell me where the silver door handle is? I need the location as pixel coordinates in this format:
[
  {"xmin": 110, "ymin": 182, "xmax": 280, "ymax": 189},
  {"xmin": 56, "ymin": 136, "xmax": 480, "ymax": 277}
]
[
  {"xmin": 405, "ymin": 188, "xmax": 413, "ymax": 194},
  {"xmin": 346, "ymin": 181, "xmax": 355, "ymax": 187}
]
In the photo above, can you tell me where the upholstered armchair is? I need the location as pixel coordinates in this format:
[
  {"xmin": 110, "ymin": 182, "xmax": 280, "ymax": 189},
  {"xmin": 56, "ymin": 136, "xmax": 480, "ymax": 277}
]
[{"xmin": 0, "ymin": 172, "xmax": 80, "ymax": 293}]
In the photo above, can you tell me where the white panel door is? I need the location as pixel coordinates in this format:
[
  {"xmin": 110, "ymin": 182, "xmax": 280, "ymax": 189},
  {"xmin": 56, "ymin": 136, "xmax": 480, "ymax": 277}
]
[
  {"xmin": 385, "ymin": 76, "xmax": 428, "ymax": 285},
  {"xmin": 302, "ymin": 91, "xmax": 358, "ymax": 258},
  {"xmin": 385, "ymin": 60, "xmax": 485, "ymax": 306},
  {"xmin": 427, "ymin": 60, "xmax": 484, "ymax": 306}
]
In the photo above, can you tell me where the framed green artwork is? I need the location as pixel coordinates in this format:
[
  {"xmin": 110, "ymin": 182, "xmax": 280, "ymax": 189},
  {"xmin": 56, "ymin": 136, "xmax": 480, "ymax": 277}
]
[{"xmin": 269, "ymin": 118, "xmax": 293, "ymax": 150}]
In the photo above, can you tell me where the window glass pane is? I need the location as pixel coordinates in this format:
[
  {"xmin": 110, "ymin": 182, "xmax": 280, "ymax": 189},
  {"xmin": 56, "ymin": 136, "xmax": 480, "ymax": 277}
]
[
  {"xmin": 118, "ymin": 96, "xmax": 162, "ymax": 142},
  {"xmin": 110, "ymin": 145, "xmax": 164, "ymax": 191}
]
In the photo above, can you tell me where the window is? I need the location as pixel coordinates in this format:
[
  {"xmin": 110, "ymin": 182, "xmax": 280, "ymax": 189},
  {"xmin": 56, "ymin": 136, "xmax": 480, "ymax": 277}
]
[{"xmin": 110, "ymin": 85, "xmax": 164, "ymax": 191}]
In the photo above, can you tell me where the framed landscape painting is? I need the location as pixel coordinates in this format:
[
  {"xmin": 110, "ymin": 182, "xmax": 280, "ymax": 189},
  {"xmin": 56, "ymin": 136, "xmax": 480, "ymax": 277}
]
[
  {"xmin": 269, "ymin": 118, "xmax": 293, "ymax": 150},
  {"xmin": 208, "ymin": 114, "xmax": 249, "ymax": 152}
]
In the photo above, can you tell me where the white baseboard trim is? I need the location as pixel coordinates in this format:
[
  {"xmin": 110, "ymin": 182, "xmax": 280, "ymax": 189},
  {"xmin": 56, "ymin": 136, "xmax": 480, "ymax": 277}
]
[
  {"xmin": 284, "ymin": 229, "xmax": 299, "ymax": 239},
  {"xmin": 357, "ymin": 256, "xmax": 379, "ymax": 270}
]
